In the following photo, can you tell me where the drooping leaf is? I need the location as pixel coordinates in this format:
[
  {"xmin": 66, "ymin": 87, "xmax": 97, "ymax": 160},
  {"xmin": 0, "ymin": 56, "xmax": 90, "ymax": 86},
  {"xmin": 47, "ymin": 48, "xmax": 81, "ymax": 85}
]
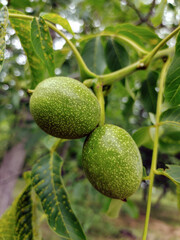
[
  {"xmin": 156, "ymin": 165, "xmax": 180, "ymax": 185},
  {"xmin": 31, "ymin": 17, "xmax": 55, "ymax": 77},
  {"xmin": 160, "ymin": 106, "xmax": 180, "ymax": 128},
  {"xmin": 151, "ymin": 0, "xmax": 167, "ymax": 27},
  {"xmin": 132, "ymin": 126, "xmax": 154, "ymax": 149},
  {"xmin": 0, "ymin": 6, "xmax": 8, "ymax": 73},
  {"xmin": 31, "ymin": 153, "xmax": 86, "ymax": 240},
  {"xmin": 105, "ymin": 38, "xmax": 129, "ymax": 72},
  {"xmin": 81, "ymin": 37, "xmax": 106, "ymax": 75},
  {"xmin": 141, "ymin": 71, "xmax": 159, "ymax": 113},
  {"xmin": 0, "ymin": 200, "xmax": 16, "ymax": 240},
  {"xmin": 9, "ymin": 9, "xmax": 45, "ymax": 88},
  {"xmin": 40, "ymin": 12, "xmax": 74, "ymax": 35},
  {"xmin": 164, "ymin": 32, "xmax": 180, "ymax": 106}
]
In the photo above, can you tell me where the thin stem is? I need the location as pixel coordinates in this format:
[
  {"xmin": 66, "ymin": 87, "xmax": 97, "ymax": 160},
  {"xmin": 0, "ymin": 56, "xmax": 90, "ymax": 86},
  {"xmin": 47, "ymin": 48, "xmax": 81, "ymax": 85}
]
[
  {"xmin": 100, "ymin": 61, "xmax": 141, "ymax": 85},
  {"xmin": 154, "ymin": 169, "xmax": 178, "ymax": 186},
  {"xmin": 50, "ymin": 138, "xmax": 64, "ymax": 153},
  {"xmin": 142, "ymin": 58, "xmax": 171, "ymax": 240},
  {"xmin": 142, "ymin": 26, "xmax": 180, "ymax": 66},
  {"xmin": 8, "ymin": 13, "xmax": 97, "ymax": 79},
  {"xmin": 94, "ymin": 81, "xmax": 105, "ymax": 126}
]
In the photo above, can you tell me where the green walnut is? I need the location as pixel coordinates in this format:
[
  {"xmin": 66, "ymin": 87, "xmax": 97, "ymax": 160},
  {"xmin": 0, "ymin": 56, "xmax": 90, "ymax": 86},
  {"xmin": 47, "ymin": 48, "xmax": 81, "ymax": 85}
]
[
  {"xmin": 30, "ymin": 77, "xmax": 100, "ymax": 139},
  {"xmin": 82, "ymin": 124, "xmax": 142, "ymax": 200}
]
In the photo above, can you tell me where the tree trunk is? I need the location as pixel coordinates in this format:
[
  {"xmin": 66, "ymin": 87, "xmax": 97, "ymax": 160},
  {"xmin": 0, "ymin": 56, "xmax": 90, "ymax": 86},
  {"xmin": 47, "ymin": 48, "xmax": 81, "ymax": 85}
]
[{"xmin": 0, "ymin": 141, "xmax": 26, "ymax": 216}]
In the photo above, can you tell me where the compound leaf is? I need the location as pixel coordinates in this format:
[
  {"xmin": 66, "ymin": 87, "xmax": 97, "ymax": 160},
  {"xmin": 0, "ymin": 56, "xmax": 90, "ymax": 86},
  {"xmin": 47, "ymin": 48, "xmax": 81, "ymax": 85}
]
[
  {"xmin": 31, "ymin": 153, "xmax": 86, "ymax": 240},
  {"xmin": 165, "ymin": 32, "xmax": 180, "ymax": 106},
  {"xmin": 41, "ymin": 12, "xmax": 73, "ymax": 35},
  {"xmin": 0, "ymin": 6, "xmax": 8, "ymax": 73},
  {"xmin": 9, "ymin": 9, "xmax": 45, "ymax": 88},
  {"xmin": 31, "ymin": 17, "xmax": 55, "ymax": 77}
]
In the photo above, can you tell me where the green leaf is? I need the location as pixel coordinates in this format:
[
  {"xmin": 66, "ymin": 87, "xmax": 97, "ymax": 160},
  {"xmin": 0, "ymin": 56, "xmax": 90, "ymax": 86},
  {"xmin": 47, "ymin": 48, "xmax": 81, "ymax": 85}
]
[
  {"xmin": 0, "ymin": 6, "xmax": 8, "ymax": 73},
  {"xmin": 9, "ymin": 9, "xmax": 45, "ymax": 88},
  {"xmin": 15, "ymin": 184, "xmax": 35, "ymax": 239},
  {"xmin": 176, "ymin": 185, "xmax": 180, "ymax": 211},
  {"xmin": 132, "ymin": 126, "xmax": 154, "ymax": 149},
  {"xmin": 105, "ymin": 38, "xmax": 129, "ymax": 72},
  {"xmin": 151, "ymin": 0, "xmax": 167, "ymax": 27},
  {"xmin": 41, "ymin": 12, "xmax": 74, "ymax": 35},
  {"xmin": 106, "ymin": 199, "xmax": 123, "ymax": 218},
  {"xmin": 141, "ymin": 71, "xmax": 159, "ymax": 113},
  {"xmin": 160, "ymin": 106, "xmax": 180, "ymax": 128},
  {"xmin": 143, "ymin": 167, "xmax": 147, "ymax": 178},
  {"xmin": 156, "ymin": 165, "xmax": 180, "ymax": 185},
  {"xmin": 31, "ymin": 17, "xmax": 55, "ymax": 77},
  {"xmin": 0, "ymin": 183, "xmax": 37, "ymax": 240},
  {"xmin": 159, "ymin": 126, "xmax": 180, "ymax": 154},
  {"xmin": 105, "ymin": 23, "xmax": 160, "ymax": 51},
  {"xmin": 81, "ymin": 37, "xmax": 106, "ymax": 75},
  {"xmin": 0, "ymin": 200, "xmax": 16, "ymax": 240},
  {"xmin": 10, "ymin": 0, "xmax": 30, "ymax": 8},
  {"xmin": 164, "ymin": 32, "xmax": 180, "ymax": 106},
  {"xmin": 31, "ymin": 153, "xmax": 86, "ymax": 240}
]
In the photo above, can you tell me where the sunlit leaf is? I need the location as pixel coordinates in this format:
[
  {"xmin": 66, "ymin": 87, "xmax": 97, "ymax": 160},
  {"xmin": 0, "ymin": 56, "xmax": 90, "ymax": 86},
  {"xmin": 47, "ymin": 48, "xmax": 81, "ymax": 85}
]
[
  {"xmin": 31, "ymin": 17, "xmax": 55, "ymax": 77},
  {"xmin": 10, "ymin": 0, "xmax": 30, "ymax": 8},
  {"xmin": 151, "ymin": 0, "xmax": 167, "ymax": 27},
  {"xmin": 164, "ymin": 32, "xmax": 180, "ymax": 106},
  {"xmin": 81, "ymin": 37, "xmax": 106, "ymax": 75},
  {"xmin": 132, "ymin": 126, "xmax": 154, "ymax": 149},
  {"xmin": 160, "ymin": 106, "xmax": 180, "ymax": 128},
  {"xmin": 105, "ymin": 24, "xmax": 160, "ymax": 51},
  {"xmin": 32, "ymin": 153, "xmax": 86, "ymax": 240},
  {"xmin": 9, "ymin": 9, "xmax": 45, "ymax": 88},
  {"xmin": 0, "ymin": 200, "xmax": 16, "ymax": 240},
  {"xmin": 41, "ymin": 12, "xmax": 74, "ymax": 34},
  {"xmin": 0, "ymin": 6, "xmax": 8, "ymax": 73},
  {"xmin": 106, "ymin": 199, "xmax": 122, "ymax": 218}
]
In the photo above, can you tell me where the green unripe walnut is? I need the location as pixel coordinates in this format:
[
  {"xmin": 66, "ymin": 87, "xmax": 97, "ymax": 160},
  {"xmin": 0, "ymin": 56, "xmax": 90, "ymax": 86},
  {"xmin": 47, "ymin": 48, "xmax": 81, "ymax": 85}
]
[
  {"xmin": 30, "ymin": 77, "xmax": 100, "ymax": 139},
  {"xmin": 82, "ymin": 124, "xmax": 143, "ymax": 200}
]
